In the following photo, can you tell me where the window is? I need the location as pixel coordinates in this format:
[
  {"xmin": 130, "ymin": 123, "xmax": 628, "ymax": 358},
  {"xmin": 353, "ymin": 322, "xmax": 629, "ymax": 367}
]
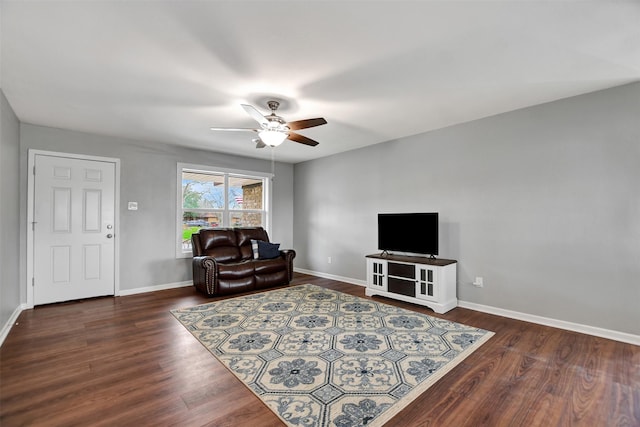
[{"xmin": 177, "ymin": 163, "xmax": 271, "ymax": 257}]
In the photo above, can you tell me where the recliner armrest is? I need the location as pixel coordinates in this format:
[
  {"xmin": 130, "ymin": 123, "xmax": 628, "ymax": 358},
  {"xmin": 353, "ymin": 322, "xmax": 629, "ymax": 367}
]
[
  {"xmin": 193, "ymin": 255, "xmax": 219, "ymax": 269},
  {"xmin": 192, "ymin": 255, "xmax": 220, "ymax": 296},
  {"xmin": 279, "ymin": 249, "xmax": 296, "ymax": 281}
]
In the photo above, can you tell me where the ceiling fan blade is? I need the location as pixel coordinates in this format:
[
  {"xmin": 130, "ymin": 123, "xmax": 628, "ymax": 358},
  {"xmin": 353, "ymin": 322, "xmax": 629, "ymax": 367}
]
[
  {"xmin": 287, "ymin": 118, "xmax": 327, "ymax": 131},
  {"xmin": 210, "ymin": 127, "xmax": 258, "ymax": 132},
  {"xmin": 241, "ymin": 104, "xmax": 269, "ymax": 127},
  {"xmin": 288, "ymin": 132, "xmax": 319, "ymax": 147}
]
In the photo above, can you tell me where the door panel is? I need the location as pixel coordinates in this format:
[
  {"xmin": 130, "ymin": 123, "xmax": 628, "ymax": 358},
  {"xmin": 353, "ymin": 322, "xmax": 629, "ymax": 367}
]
[
  {"xmin": 51, "ymin": 245, "xmax": 71, "ymax": 283},
  {"xmin": 52, "ymin": 187, "xmax": 72, "ymax": 232},
  {"xmin": 83, "ymin": 189, "xmax": 102, "ymax": 231},
  {"xmin": 34, "ymin": 155, "xmax": 116, "ymax": 305}
]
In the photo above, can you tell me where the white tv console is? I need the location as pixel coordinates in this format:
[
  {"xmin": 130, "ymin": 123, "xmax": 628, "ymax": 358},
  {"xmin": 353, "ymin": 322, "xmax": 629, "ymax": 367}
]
[{"xmin": 365, "ymin": 253, "xmax": 457, "ymax": 314}]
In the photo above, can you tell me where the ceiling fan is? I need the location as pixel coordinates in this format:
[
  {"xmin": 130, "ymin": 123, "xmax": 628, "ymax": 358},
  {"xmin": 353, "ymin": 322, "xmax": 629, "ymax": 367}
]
[{"xmin": 210, "ymin": 100, "xmax": 327, "ymax": 148}]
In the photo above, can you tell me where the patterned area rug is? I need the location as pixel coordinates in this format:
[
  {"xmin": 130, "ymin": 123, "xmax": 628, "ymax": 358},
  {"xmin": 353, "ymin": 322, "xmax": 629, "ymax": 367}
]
[{"xmin": 171, "ymin": 284, "xmax": 494, "ymax": 427}]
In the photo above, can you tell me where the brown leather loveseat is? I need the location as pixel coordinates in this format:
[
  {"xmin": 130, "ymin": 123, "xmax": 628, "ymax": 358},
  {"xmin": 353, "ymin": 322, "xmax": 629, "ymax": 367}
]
[{"xmin": 191, "ymin": 227, "xmax": 295, "ymax": 296}]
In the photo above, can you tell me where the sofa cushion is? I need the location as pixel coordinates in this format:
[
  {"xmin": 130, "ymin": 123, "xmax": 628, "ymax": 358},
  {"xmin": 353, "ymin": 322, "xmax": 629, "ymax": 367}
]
[
  {"xmin": 236, "ymin": 228, "xmax": 270, "ymax": 260},
  {"xmin": 199, "ymin": 228, "xmax": 237, "ymax": 249},
  {"xmin": 254, "ymin": 257, "xmax": 287, "ymax": 274},
  {"xmin": 257, "ymin": 241, "xmax": 280, "ymax": 259},
  {"xmin": 218, "ymin": 261, "xmax": 255, "ymax": 279},
  {"xmin": 203, "ymin": 246, "xmax": 241, "ymax": 262},
  {"xmin": 235, "ymin": 227, "xmax": 269, "ymax": 246},
  {"xmin": 198, "ymin": 229, "xmax": 241, "ymax": 262}
]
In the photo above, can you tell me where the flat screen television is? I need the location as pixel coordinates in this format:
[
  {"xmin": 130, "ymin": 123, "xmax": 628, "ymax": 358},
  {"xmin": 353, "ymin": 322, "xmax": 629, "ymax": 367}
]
[{"xmin": 378, "ymin": 212, "xmax": 438, "ymax": 256}]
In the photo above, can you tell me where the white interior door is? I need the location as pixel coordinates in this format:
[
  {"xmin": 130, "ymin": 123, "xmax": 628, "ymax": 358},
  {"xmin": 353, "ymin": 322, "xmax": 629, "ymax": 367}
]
[{"xmin": 33, "ymin": 154, "xmax": 116, "ymax": 305}]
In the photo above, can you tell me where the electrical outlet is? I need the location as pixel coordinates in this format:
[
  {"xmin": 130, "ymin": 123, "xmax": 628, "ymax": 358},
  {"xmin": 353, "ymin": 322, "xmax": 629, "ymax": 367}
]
[
  {"xmin": 327, "ymin": 256, "xmax": 332, "ymax": 264},
  {"xmin": 473, "ymin": 277, "xmax": 484, "ymax": 287}
]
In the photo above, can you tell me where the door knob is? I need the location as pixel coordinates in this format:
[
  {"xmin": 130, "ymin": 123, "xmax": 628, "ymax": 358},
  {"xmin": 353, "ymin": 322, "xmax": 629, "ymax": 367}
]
[{"xmin": 107, "ymin": 234, "xmax": 113, "ymax": 238}]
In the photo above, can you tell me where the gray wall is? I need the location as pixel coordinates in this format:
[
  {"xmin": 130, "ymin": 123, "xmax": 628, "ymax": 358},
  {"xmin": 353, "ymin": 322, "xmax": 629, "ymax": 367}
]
[
  {"xmin": 19, "ymin": 124, "xmax": 294, "ymax": 292},
  {"xmin": 293, "ymin": 83, "xmax": 640, "ymax": 336},
  {"xmin": 1, "ymin": 89, "xmax": 21, "ymax": 328}
]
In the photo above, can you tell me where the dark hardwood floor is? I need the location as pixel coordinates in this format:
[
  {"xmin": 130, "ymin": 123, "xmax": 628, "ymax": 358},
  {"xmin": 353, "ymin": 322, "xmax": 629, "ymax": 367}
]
[{"xmin": 1, "ymin": 273, "xmax": 638, "ymax": 426}]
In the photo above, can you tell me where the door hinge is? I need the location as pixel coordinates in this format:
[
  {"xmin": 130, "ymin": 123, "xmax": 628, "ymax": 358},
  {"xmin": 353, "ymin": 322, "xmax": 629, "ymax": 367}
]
[
  {"xmin": 33, "ymin": 165, "xmax": 36, "ymax": 175},
  {"xmin": 32, "ymin": 277, "xmax": 35, "ymax": 287}
]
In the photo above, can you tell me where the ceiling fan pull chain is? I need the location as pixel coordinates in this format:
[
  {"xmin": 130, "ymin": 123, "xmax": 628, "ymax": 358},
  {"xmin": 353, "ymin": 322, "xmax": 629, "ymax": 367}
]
[{"xmin": 271, "ymin": 147, "xmax": 275, "ymax": 180}]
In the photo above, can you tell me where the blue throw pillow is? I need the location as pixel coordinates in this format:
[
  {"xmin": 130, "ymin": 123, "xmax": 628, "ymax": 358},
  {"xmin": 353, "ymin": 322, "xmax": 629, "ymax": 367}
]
[{"xmin": 257, "ymin": 240, "xmax": 281, "ymax": 259}]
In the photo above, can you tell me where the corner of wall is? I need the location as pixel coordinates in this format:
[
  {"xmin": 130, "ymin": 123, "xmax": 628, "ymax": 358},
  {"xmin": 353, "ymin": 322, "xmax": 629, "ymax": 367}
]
[{"xmin": 0, "ymin": 89, "xmax": 23, "ymax": 332}]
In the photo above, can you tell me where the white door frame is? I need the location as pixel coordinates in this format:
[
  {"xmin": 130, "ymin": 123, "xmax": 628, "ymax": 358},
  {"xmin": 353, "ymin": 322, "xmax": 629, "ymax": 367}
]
[{"xmin": 26, "ymin": 149, "xmax": 121, "ymax": 308}]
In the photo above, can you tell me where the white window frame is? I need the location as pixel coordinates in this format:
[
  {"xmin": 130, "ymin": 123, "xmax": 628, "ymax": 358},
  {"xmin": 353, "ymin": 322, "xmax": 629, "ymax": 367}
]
[{"xmin": 176, "ymin": 162, "xmax": 272, "ymax": 258}]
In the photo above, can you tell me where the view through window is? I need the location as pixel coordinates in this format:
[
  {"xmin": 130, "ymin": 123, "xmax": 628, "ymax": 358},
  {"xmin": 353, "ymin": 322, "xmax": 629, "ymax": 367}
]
[{"xmin": 178, "ymin": 165, "xmax": 269, "ymax": 255}]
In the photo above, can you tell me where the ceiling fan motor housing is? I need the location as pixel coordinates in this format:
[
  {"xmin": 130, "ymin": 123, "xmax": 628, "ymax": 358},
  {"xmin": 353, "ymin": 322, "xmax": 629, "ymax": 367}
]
[{"xmin": 264, "ymin": 101, "xmax": 289, "ymax": 131}]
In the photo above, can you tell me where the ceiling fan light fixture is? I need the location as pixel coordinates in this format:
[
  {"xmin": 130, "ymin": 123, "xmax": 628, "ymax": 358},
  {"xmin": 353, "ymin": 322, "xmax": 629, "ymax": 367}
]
[
  {"xmin": 211, "ymin": 101, "xmax": 325, "ymax": 149},
  {"xmin": 258, "ymin": 129, "xmax": 288, "ymax": 147}
]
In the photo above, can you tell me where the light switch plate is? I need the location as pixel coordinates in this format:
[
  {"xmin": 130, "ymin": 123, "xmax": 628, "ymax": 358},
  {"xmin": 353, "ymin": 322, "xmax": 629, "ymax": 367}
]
[{"xmin": 128, "ymin": 202, "xmax": 138, "ymax": 211}]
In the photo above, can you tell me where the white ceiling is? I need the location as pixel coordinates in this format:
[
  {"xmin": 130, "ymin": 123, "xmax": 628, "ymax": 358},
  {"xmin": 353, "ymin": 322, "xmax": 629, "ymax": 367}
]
[{"xmin": 2, "ymin": 1, "xmax": 639, "ymax": 164}]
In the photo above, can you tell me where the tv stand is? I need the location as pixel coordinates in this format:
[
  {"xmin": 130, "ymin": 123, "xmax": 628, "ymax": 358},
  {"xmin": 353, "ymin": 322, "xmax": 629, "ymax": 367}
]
[{"xmin": 365, "ymin": 253, "xmax": 457, "ymax": 314}]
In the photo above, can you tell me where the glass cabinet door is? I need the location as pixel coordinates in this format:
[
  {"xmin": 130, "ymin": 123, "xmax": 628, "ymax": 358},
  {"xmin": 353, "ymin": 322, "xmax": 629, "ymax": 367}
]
[
  {"xmin": 416, "ymin": 266, "xmax": 437, "ymax": 301},
  {"xmin": 367, "ymin": 259, "xmax": 387, "ymax": 292}
]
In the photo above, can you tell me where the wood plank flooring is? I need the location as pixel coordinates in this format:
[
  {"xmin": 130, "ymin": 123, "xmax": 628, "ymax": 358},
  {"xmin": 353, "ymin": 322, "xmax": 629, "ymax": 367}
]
[{"xmin": 1, "ymin": 273, "xmax": 638, "ymax": 426}]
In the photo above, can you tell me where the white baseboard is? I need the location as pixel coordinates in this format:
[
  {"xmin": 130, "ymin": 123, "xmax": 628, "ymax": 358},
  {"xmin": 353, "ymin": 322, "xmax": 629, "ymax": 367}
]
[
  {"xmin": 6, "ymin": 275, "xmax": 637, "ymax": 347},
  {"xmin": 117, "ymin": 280, "xmax": 192, "ymax": 296},
  {"xmin": 294, "ymin": 269, "xmax": 639, "ymax": 346},
  {"xmin": 0, "ymin": 304, "xmax": 28, "ymax": 347},
  {"xmin": 294, "ymin": 268, "xmax": 367, "ymax": 287},
  {"xmin": 458, "ymin": 300, "xmax": 640, "ymax": 346}
]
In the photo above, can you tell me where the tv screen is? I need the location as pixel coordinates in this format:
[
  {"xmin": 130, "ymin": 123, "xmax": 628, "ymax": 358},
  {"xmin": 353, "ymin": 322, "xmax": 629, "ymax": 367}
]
[{"xmin": 378, "ymin": 213, "xmax": 438, "ymax": 256}]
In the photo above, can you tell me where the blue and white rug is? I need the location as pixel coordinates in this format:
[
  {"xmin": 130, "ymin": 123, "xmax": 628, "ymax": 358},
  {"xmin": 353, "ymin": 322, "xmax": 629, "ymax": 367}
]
[{"xmin": 171, "ymin": 284, "xmax": 494, "ymax": 427}]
